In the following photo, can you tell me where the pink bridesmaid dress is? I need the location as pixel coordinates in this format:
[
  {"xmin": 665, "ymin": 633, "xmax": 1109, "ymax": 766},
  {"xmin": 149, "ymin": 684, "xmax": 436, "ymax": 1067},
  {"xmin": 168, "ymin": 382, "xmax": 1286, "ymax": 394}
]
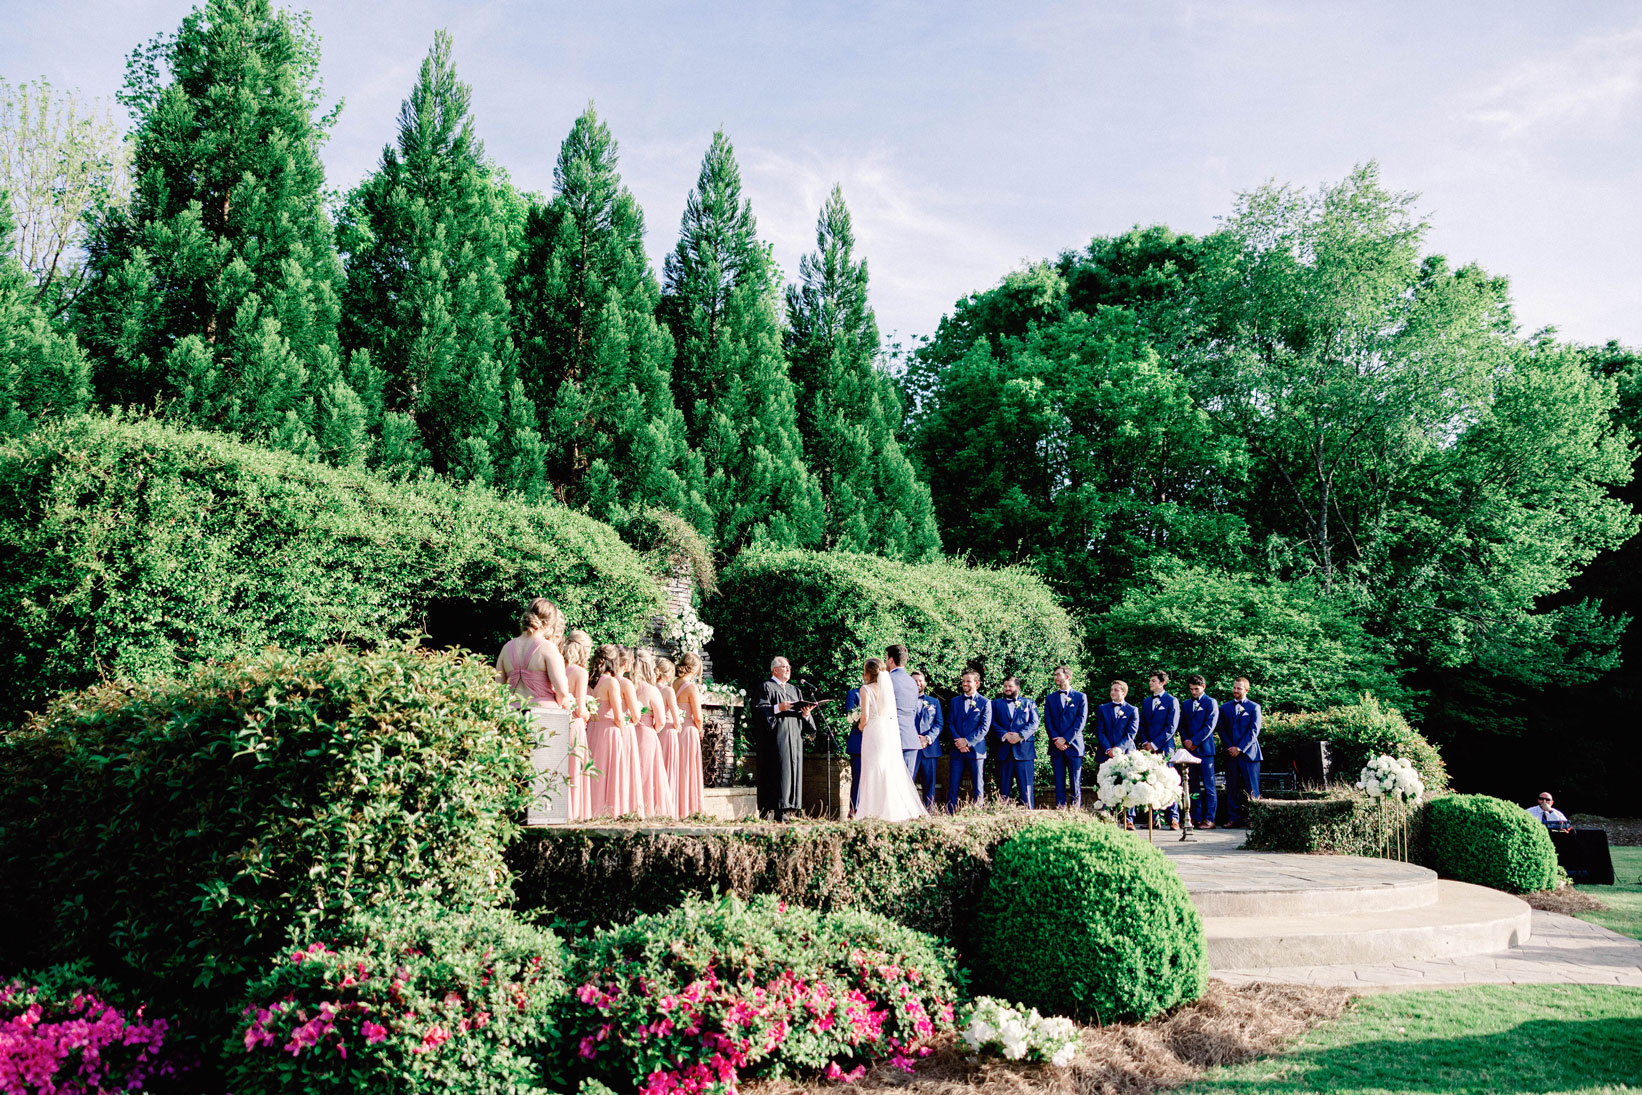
[
  {"xmin": 636, "ymin": 684, "xmax": 678, "ymax": 819},
  {"xmin": 674, "ymin": 683, "xmax": 706, "ymax": 818},
  {"xmin": 565, "ymin": 667, "xmax": 592, "ymax": 822},
  {"xmin": 656, "ymin": 696, "xmax": 683, "ymax": 821},
  {"xmin": 586, "ymin": 682, "xmax": 636, "ymax": 818},
  {"xmin": 619, "ymin": 678, "xmax": 648, "ymax": 819}
]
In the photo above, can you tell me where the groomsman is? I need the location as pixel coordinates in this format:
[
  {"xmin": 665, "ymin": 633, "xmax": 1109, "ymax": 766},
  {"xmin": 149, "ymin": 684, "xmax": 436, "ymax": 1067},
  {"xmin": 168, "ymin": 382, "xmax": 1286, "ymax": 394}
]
[
  {"xmin": 1181, "ymin": 673, "xmax": 1219, "ymax": 828},
  {"xmin": 1138, "ymin": 670, "xmax": 1182, "ymax": 829},
  {"xmin": 991, "ymin": 676, "xmax": 1038, "ymax": 807},
  {"xmin": 947, "ymin": 670, "xmax": 991, "ymax": 811},
  {"xmin": 1095, "ymin": 680, "xmax": 1140, "ymax": 829},
  {"xmin": 1043, "ymin": 665, "xmax": 1088, "ymax": 808},
  {"xmin": 910, "ymin": 670, "xmax": 945, "ymax": 811},
  {"xmin": 1220, "ymin": 676, "xmax": 1263, "ymax": 827},
  {"xmin": 844, "ymin": 683, "xmax": 863, "ymax": 817}
]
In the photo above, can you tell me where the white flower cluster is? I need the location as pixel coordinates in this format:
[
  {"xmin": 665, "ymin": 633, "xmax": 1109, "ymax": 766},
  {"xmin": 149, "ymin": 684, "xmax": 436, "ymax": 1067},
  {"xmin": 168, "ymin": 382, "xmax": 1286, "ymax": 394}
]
[
  {"xmin": 700, "ymin": 684, "xmax": 747, "ymax": 705},
  {"xmin": 1355, "ymin": 754, "xmax": 1424, "ymax": 803},
  {"xmin": 1096, "ymin": 750, "xmax": 1183, "ymax": 811},
  {"xmin": 960, "ymin": 997, "xmax": 1079, "ymax": 1068},
  {"xmin": 662, "ymin": 601, "xmax": 714, "ymax": 655}
]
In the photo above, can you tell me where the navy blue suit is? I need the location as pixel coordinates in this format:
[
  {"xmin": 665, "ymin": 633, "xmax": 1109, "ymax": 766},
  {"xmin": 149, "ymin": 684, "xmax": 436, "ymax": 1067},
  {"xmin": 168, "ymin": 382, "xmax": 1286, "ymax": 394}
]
[
  {"xmin": 991, "ymin": 694, "xmax": 1038, "ymax": 806},
  {"xmin": 946, "ymin": 691, "xmax": 991, "ymax": 811},
  {"xmin": 1220, "ymin": 697, "xmax": 1263, "ymax": 825},
  {"xmin": 844, "ymin": 686, "xmax": 862, "ymax": 816},
  {"xmin": 1181, "ymin": 692, "xmax": 1219, "ymax": 825},
  {"xmin": 1139, "ymin": 691, "xmax": 1181, "ymax": 822},
  {"xmin": 889, "ymin": 666, "xmax": 922, "ymax": 778},
  {"xmin": 1095, "ymin": 700, "xmax": 1139, "ymax": 821},
  {"xmin": 1043, "ymin": 689, "xmax": 1088, "ymax": 807},
  {"xmin": 913, "ymin": 693, "xmax": 944, "ymax": 809}
]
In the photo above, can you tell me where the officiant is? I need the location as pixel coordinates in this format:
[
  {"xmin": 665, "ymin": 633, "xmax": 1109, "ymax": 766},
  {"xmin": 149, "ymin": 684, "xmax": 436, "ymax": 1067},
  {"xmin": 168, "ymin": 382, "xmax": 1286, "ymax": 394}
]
[{"xmin": 755, "ymin": 655, "xmax": 815, "ymax": 821}]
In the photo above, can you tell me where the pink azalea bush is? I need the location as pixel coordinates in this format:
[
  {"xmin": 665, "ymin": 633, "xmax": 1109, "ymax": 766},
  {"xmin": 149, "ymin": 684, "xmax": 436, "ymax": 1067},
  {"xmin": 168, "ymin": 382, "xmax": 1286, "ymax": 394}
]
[
  {"xmin": 227, "ymin": 903, "xmax": 565, "ymax": 1095},
  {"xmin": 0, "ymin": 963, "xmax": 174, "ymax": 1094},
  {"xmin": 564, "ymin": 895, "xmax": 961, "ymax": 1095}
]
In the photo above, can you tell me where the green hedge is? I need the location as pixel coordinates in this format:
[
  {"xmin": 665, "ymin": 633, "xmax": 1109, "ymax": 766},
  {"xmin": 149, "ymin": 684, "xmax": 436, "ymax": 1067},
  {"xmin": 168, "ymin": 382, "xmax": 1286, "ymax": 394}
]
[
  {"xmin": 707, "ymin": 548, "xmax": 1080, "ymax": 751},
  {"xmin": 1247, "ymin": 791, "xmax": 1428, "ymax": 857},
  {"xmin": 1426, "ymin": 794, "xmax": 1557, "ymax": 894},
  {"xmin": 1264, "ymin": 694, "xmax": 1447, "ymax": 793},
  {"xmin": 0, "ymin": 413, "xmax": 662, "ymax": 727}
]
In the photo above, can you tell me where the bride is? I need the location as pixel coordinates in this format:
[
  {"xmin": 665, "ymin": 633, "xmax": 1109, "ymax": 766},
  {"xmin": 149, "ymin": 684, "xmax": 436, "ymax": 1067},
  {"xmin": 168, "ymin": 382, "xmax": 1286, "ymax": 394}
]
[{"xmin": 854, "ymin": 657, "xmax": 926, "ymax": 821}]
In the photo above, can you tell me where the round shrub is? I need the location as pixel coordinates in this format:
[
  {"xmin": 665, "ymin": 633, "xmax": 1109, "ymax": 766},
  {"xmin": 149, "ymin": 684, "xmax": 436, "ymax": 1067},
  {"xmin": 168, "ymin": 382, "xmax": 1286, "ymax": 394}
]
[
  {"xmin": 228, "ymin": 903, "xmax": 565, "ymax": 1095},
  {"xmin": 563, "ymin": 894, "xmax": 961, "ymax": 1093},
  {"xmin": 1, "ymin": 962, "xmax": 176, "ymax": 1093},
  {"xmin": 0, "ymin": 643, "xmax": 534, "ymax": 1026},
  {"xmin": 1424, "ymin": 793, "xmax": 1556, "ymax": 894},
  {"xmin": 972, "ymin": 819, "xmax": 1206, "ymax": 1022}
]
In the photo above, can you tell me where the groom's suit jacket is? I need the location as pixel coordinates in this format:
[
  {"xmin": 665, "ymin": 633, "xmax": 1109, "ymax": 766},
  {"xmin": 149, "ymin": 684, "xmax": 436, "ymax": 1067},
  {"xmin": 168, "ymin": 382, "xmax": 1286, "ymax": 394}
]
[{"xmin": 888, "ymin": 666, "xmax": 922, "ymax": 751}]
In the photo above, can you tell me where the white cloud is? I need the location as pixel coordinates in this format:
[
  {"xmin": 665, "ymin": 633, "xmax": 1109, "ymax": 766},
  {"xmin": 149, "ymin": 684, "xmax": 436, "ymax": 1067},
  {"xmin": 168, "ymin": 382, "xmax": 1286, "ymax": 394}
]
[{"xmin": 1461, "ymin": 24, "xmax": 1642, "ymax": 138}]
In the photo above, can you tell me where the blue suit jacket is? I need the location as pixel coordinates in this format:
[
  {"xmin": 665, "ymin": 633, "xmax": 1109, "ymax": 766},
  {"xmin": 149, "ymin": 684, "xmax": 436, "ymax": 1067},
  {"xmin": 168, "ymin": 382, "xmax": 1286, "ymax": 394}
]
[
  {"xmin": 1043, "ymin": 689, "xmax": 1088, "ymax": 757},
  {"xmin": 1139, "ymin": 691, "xmax": 1180, "ymax": 755},
  {"xmin": 990, "ymin": 695, "xmax": 1038, "ymax": 762},
  {"xmin": 1220, "ymin": 699, "xmax": 1263, "ymax": 762},
  {"xmin": 889, "ymin": 666, "xmax": 922, "ymax": 751},
  {"xmin": 845, "ymin": 686, "xmax": 862, "ymax": 756},
  {"xmin": 1181, "ymin": 693, "xmax": 1219, "ymax": 755},
  {"xmin": 1095, "ymin": 702, "xmax": 1139, "ymax": 756},
  {"xmin": 948, "ymin": 692, "xmax": 991, "ymax": 756},
  {"xmin": 916, "ymin": 693, "xmax": 944, "ymax": 757}
]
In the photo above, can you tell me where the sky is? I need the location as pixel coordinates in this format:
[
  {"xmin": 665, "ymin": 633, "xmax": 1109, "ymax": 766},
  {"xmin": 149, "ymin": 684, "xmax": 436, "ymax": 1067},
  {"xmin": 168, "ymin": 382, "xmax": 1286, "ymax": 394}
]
[{"xmin": 5, "ymin": 0, "xmax": 1641, "ymax": 349}]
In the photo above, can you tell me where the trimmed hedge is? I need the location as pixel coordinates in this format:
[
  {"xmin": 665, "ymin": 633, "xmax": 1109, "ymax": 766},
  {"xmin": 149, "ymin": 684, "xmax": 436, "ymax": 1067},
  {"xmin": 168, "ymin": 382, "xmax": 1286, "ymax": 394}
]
[
  {"xmin": 971, "ymin": 820, "xmax": 1206, "ymax": 1023},
  {"xmin": 1247, "ymin": 791, "xmax": 1428, "ymax": 857},
  {"xmin": 707, "ymin": 548, "xmax": 1080, "ymax": 751},
  {"xmin": 0, "ymin": 643, "xmax": 533, "ymax": 1028},
  {"xmin": 0, "ymin": 413, "xmax": 663, "ymax": 727},
  {"xmin": 1425, "ymin": 794, "xmax": 1557, "ymax": 894},
  {"xmin": 1265, "ymin": 694, "xmax": 1447, "ymax": 793}
]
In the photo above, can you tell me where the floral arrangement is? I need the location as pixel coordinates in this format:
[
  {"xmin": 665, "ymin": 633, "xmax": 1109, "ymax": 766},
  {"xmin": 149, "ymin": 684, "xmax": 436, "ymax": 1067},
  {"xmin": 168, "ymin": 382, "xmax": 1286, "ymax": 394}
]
[
  {"xmin": 564, "ymin": 895, "xmax": 960, "ymax": 1095},
  {"xmin": 959, "ymin": 997, "xmax": 1079, "ymax": 1067},
  {"xmin": 1355, "ymin": 754, "xmax": 1425, "ymax": 803},
  {"xmin": 663, "ymin": 602, "xmax": 715, "ymax": 657},
  {"xmin": 699, "ymin": 683, "xmax": 747, "ymax": 706},
  {"xmin": 0, "ymin": 964, "xmax": 174, "ymax": 1094},
  {"xmin": 1095, "ymin": 750, "xmax": 1183, "ymax": 812}
]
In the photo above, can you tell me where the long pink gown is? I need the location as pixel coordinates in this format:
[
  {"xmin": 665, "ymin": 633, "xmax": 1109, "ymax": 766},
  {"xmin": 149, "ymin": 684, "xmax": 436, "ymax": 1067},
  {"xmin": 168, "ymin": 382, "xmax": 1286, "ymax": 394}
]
[
  {"xmin": 501, "ymin": 636, "xmax": 584, "ymax": 819},
  {"xmin": 586, "ymin": 679, "xmax": 638, "ymax": 818},
  {"xmin": 564, "ymin": 664, "xmax": 591, "ymax": 822},
  {"xmin": 637, "ymin": 683, "xmax": 678, "ymax": 819},
  {"xmin": 674, "ymin": 681, "xmax": 706, "ymax": 817},
  {"xmin": 657, "ymin": 699, "xmax": 683, "ymax": 820}
]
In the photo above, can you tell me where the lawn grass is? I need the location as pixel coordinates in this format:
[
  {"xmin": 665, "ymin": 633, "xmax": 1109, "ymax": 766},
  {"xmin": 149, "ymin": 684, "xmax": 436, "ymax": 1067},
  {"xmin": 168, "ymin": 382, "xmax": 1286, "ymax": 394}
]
[
  {"xmin": 1179, "ymin": 984, "xmax": 1642, "ymax": 1095},
  {"xmin": 1577, "ymin": 845, "xmax": 1642, "ymax": 942}
]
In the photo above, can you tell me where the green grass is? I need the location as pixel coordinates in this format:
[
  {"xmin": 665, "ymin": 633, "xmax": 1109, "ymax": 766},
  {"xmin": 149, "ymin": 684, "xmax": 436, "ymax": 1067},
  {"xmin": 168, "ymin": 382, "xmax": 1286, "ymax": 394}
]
[
  {"xmin": 1577, "ymin": 845, "xmax": 1642, "ymax": 942},
  {"xmin": 1180, "ymin": 985, "xmax": 1642, "ymax": 1095}
]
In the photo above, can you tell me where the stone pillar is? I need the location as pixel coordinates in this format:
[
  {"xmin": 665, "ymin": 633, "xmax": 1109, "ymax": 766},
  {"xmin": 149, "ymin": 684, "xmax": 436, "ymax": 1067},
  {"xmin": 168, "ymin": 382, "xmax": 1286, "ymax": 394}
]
[
  {"xmin": 701, "ymin": 700, "xmax": 742, "ymax": 787},
  {"xmin": 526, "ymin": 707, "xmax": 572, "ymax": 825}
]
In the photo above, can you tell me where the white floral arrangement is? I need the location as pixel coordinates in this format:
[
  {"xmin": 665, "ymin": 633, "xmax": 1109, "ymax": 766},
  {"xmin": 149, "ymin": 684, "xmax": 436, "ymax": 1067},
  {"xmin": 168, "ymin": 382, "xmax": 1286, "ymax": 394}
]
[
  {"xmin": 1096, "ymin": 749, "xmax": 1183, "ymax": 811},
  {"xmin": 960, "ymin": 997, "xmax": 1079, "ymax": 1067},
  {"xmin": 662, "ymin": 601, "xmax": 714, "ymax": 655},
  {"xmin": 699, "ymin": 683, "xmax": 747, "ymax": 706},
  {"xmin": 1355, "ymin": 754, "xmax": 1425, "ymax": 803}
]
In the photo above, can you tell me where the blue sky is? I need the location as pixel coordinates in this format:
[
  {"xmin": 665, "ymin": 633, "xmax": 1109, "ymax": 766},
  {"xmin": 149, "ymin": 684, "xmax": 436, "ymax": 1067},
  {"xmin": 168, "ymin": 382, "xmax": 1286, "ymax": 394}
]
[{"xmin": 6, "ymin": 1, "xmax": 1641, "ymax": 348}]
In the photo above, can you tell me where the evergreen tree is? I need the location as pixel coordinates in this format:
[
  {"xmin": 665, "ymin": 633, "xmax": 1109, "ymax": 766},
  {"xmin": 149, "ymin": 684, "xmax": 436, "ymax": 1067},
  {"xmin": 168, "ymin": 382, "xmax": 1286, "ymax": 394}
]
[
  {"xmin": 0, "ymin": 191, "xmax": 93, "ymax": 433},
  {"xmin": 336, "ymin": 30, "xmax": 540, "ymax": 490},
  {"xmin": 660, "ymin": 130, "xmax": 821, "ymax": 551},
  {"xmin": 510, "ymin": 107, "xmax": 706, "ymax": 525},
  {"xmin": 74, "ymin": 0, "xmax": 354, "ymax": 460},
  {"xmin": 785, "ymin": 185, "xmax": 939, "ymax": 560}
]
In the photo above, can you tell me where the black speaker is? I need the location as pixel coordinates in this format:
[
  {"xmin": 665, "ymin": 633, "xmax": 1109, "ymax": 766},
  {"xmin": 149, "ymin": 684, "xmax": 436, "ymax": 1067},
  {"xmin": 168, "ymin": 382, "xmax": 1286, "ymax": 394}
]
[
  {"xmin": 1295, "ymin": 739, "xmax": 1331, "ymax": 788},
  {"xmin": 1550, "ymin": 828, "xmax": 1615, "ymax": 886}
]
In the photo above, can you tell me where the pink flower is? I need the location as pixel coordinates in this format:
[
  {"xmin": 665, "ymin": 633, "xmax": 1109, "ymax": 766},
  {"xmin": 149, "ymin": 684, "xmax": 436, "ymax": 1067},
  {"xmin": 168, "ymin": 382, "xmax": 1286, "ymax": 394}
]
[{"xmin": 361, "ymin": 1021, "xmax": 388, "ymax": 1045}]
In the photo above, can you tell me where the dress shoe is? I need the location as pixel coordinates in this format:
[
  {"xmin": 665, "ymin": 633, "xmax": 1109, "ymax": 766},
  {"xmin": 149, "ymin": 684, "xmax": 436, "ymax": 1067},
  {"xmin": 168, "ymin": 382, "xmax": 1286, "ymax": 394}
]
[
  {"xmin": 1124, "ymin": 821, "xmax": 1135, "ymax": 831},
  {"xmin": 1198, "ymin": 821, "xmax": 1216, "ymax": 830},
  {"xmin": 1169, "ymin": 821, "xmax": 1181, "ymax": 830}
]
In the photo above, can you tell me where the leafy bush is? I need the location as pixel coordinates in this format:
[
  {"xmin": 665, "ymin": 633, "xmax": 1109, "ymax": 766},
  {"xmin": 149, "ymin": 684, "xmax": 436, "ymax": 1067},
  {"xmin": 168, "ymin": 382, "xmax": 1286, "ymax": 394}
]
[
  {"xmin": 1247, "ymin": 791, "xmax": 1429, "ymax": 857},
  {"xmin": 0, "ymin": 962, "xmax": 175, "ymax": 1093},
  {"xmin": 971, "ymin": 819, "xmax": 1206, "ymax": 1022},
  {"xmin": 228, "ymin": 903, "xmax": 565, "ymax": 1095},
  {"xmin": 0, "ymin": 413, "xmax": 662, "ymax": 727},
  {"xmin": 708, "ymin": 549, "xmax": 1080, "ymax": 750},
  {"xmin": 1265, "ymin": 694, "xmax": 1447, "ymax": 792},
  {"xmin": 562, "ymin": 895, "xmax": 960, "ymax": 1094},
  {"xmin": 1424, "ymin": 793, "xmax": 1556, "ymax": 894},
  {"xmin": 0, "ymin": 643, "xmax": 533, "ymax": 1027},
  {"xmin": 509, "ymin": 810, "xmax": 1038, "ymax": 943}
]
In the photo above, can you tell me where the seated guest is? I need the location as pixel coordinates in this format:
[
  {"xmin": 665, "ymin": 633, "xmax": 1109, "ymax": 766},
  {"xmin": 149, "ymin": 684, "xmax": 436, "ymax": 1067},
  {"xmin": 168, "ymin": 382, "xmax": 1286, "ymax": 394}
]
[
  {"xmin": 911, "ymin": 670, "xmax": 944, "ymax": 811},
  {"xmin": 1527, "ymin": 792, "xmax": 1571, "ymax": 831},
  {"xmin": 1138, "ymin": 669, "xmax": 1182, "ymax": 829},
  {"xmin": 991, "ymin": 676, "xmax": 1038, "ymax": 807},
  {"xmin": 946, "ymin": 670, "xmax": 991, "ymax": 812},
  {"xmin": 1181, "ymin": 673, "xmax": 1219, "ymax": 829},
  {"xmin": 1220, "ymin": 676, "xmax": 1262, "ymax": 828},
  {"xmin": 1096, "ymin": 680, "xmax": 1139, "ymax": 829},
  {"xmin": 1043, "ymin": 665, "xmax": 1088, "ymax": 808}
]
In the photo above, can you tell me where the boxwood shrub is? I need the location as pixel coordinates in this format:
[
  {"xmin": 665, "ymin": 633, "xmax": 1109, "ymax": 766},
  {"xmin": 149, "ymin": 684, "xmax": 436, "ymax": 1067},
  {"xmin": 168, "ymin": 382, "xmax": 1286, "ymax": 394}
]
[
  {"xmin": 971, "ymin": 818, "xmax": 1207, "ymax": 1023},
  {"xmin": 1264, "ymin": 694, "xmax": 1447, "ymax": 793},
  {"xmin": 0, "ymin": 413, "xmax": 662, "ymax": 728},
  {"xmin": 0, "ymin": 643, "xmax": 534, "ymax": 1029},
  {"xmin": 1247, "ymin": 791, "xmax": 1429, "ymax": 858},
  {"xmin": 1424, "ymin": 793, "xmax": 1556, "ymax": 894}
]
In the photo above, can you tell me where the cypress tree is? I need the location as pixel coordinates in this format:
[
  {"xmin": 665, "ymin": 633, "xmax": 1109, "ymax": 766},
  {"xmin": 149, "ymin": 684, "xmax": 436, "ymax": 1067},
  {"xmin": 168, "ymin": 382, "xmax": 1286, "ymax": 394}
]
[
  {"xmin": 660, "ymin": 130, "xmax": 821, "ymax": 551},
  {"xmin": 74, "ymin": 0, "xmax": 354, "ymax": 460},
  {"xmin": 510, "ymin": 107, "xmax": 707, "ymax": 526},
  {"xmin": 336, "ymin": 30, "xmax": 541, "ymax": 491},
  {"xmin": 0, "ymin": 192, "xmax": 93, "ymax": 434},
  {"xmin": 785, "ymin": 185, "xmax": 940, "ymax": 560}
]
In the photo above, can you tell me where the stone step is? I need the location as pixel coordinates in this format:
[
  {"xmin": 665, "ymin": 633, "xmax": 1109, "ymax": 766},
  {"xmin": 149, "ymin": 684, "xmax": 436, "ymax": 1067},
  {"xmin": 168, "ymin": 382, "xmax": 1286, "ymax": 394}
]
[
  {"xmin": 1184, "ymin": 861, "xmax": 1439, "ymax": 918},
  {"xmin": 1201, "ymin": 880, "xmax": 1532, "ymax": 968}
]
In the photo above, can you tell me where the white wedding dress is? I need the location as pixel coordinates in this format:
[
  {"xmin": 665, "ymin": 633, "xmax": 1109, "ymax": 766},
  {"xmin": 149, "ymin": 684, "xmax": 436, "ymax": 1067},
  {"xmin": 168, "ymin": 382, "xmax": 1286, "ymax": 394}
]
[{"xmin": 854, "ymin": 673, "xmax": 926, "ymax": 822}]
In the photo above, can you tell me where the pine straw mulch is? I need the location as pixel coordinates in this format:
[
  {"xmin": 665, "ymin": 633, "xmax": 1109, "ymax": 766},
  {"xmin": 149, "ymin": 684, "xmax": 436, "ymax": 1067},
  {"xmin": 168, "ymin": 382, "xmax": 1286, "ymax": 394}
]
[
  {"xmin": 1524, "ymin": 887, "xmax": 1608, "ymax": 914},
  {"xmin": 746, "ymin": 981, "xmax": 1351, "ymax": 1095}
]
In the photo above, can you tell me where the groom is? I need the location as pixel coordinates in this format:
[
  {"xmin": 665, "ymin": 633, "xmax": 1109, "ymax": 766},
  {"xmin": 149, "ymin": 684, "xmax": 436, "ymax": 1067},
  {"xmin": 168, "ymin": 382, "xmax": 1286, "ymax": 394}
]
[{"xmin": 885, "ymin": 644, "xmax": 922, "ymax": 778}]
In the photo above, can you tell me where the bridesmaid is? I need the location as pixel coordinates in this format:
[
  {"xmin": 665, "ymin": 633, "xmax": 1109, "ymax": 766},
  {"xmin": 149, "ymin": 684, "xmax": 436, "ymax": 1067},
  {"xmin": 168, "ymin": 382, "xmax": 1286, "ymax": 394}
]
[
  {"xmin": 616, "ymin": 647, "xmax": 647, "ymax": 817},
  {"xmin": 671, "ymin": 653, "xmax": 708, "ymax": 817},
  {"xmin": 560, "ymin": 630, "xmax": 596, "ymax": 822},
  {"xmin": 586, "ymin": 644, "xmax": 638, "ymax": 818},
  {"xmin": 633, "ymin": 651, "xmax": 678, "ymax": 819},
  {"xmin": 494, "ymin": 598, "xmax": 571, "ymax": 710},
  {"xmin": 654, "ymin": 657, "xmax": 685, "ymax": 810}
]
